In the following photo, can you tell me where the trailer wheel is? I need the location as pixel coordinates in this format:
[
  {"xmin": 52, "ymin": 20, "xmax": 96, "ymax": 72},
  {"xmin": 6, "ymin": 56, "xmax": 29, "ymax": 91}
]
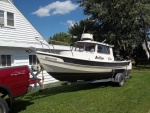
[
  {"xmin": 0, "ymin": 97, "xmax": 9, "ymax": 113},
  {"xmin": 115, "ymin": 73, "xmax": 125, "ymax": 87}
]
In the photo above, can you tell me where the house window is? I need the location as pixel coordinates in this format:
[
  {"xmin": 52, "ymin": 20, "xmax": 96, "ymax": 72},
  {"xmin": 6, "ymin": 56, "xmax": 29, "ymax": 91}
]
[
  {"xmin": 97, "ymin": 45, "xmax": 110, "ymax": 54},
  {"xmin": 29, "ymin": 55, "xmax": 39, "ymax": 65},
  {"xmin": 0, "ymin": 10, "xmax": 4, "ymax": 26},
  {"xmin": 7, "ymin": 12, "xmax": 14, "ymax": 26},
  {"xmin": 0, "ymin": 55, "xmax": 11, "ymax": 66}
]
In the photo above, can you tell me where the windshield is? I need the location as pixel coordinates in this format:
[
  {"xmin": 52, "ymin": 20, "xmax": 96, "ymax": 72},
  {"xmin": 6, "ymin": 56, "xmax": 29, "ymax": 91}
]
[
  {"xmin": 74, "ymin": 42, "xmax": 96, "ymax": 52},
  {"xmin": 85, "ymin": 43, "xmax": 95, "ymax": 52}
]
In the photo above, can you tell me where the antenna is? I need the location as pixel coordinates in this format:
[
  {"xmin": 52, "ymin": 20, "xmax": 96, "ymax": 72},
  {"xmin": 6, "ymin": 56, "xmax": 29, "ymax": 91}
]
[{"xmin": 102, "ymin": 39, "xmax": 106, "ymax": 43}]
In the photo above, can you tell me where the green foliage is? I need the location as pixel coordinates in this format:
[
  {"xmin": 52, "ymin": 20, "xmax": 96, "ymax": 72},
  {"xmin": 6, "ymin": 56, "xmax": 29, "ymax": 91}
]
[
  {"xmin": 75, "ymin": 0, "xmax": 150, "ymax": 54},
  {"xmin": 133, "ymin": 44, "xmax": 150, "ymax": 65},
  {"xmin": 48, "ymin": 32, "xmax": 72, "ymax": 46},
  {"xmin": 68, "ymin": 18, "xmax": 104, "ymax": 42}
]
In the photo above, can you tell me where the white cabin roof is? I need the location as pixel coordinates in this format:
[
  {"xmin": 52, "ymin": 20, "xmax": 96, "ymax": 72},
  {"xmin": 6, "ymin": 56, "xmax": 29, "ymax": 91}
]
[{"xmin": 76, "ymin": 40, "xmax": 112, "ymax": 47}]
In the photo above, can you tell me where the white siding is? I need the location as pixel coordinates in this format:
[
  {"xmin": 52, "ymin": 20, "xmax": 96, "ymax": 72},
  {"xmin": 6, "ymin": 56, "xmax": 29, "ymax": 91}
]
[
  {"xmin": 0, "ymin": 47, "xmax": 58, "ymax": 83},
  {"xmin": 0, "ymin": 1, "xmax": 47, "ymax": 48},
  {"xmin": 0, "ymin": 0, "xmax": 61, "ymax": 84},
  {"xmin": 0, "ymin": 47, "xmax": 28, "ymax": 66},
  {"xmin": 0, "ymin": 1, "xmax": 71, "ymax": 49},
  {"xmin": 33, "ymin": 71, "xmax": 58, "ymax": 84}
]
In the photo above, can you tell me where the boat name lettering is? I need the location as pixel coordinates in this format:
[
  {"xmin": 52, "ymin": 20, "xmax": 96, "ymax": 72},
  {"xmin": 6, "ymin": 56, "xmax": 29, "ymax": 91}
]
[
  {"xmin": 45, "ymin": 57, "xmax": 57, "ymax": 61},
  {"xmin": 95, "ymin": 56, "xmax": 104, "ymax": 60}
]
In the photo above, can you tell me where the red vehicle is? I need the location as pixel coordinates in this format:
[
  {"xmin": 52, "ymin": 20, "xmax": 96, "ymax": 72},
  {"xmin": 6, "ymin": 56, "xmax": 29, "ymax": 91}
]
[{"xmin": 0, "ymin": 65, "xmax": 40, "ymax": 113}]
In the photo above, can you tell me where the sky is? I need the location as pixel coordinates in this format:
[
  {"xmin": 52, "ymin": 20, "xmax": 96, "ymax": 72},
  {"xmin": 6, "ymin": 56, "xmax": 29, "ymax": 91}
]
[{"xmin": 13, "ymin": 0, "xmax": 87, "ymax": 40}]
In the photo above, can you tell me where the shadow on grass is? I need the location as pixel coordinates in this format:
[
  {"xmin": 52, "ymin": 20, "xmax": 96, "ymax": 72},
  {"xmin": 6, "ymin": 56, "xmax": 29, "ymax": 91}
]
[
  {"xmin": 10, "ymin": 82, "xmax": 116, "ymax": 112},
  {"xmin": 10, "ymin": 100, "xmax": 34, "ymax": 113},
  {"xmin": 133, "ymin": 65, "xmax": 150, "ymax": 70},
  {"xmin": 24, "ymin": 82, "xmax": 115, "ymax": 101}
]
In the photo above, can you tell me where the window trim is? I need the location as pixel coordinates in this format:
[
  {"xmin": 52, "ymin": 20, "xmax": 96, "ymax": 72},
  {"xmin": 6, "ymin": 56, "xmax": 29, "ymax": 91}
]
[
  {"xmin": 0, "ymin": 10, "xmax": 15, "ymax": 28},
  {"xmin": 5, "ymin": 11, "xmax": 15, "ymax": 28},
  {"xmin": 29, "ymin": 55, "xmax": 39, "ymax": 66},
  {"xmin": 0, "ymin": 55, "xmax": 12, "ymax": 67},
  {"xmin": 0, "ymin": 10, "xmax": 4, "ymax": 27}
]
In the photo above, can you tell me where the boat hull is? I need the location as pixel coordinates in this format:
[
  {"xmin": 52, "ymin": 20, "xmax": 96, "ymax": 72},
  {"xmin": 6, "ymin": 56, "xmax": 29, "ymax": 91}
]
[{"xmin": 36, "ymin": 51, "xmax": 132, "ymax": 81}]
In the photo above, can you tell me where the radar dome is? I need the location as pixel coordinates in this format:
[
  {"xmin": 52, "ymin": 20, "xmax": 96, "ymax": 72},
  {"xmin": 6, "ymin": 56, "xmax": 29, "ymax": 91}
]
[{"xmin": 81, "ymin": 33, "xmax": 93, "ymax": 41}]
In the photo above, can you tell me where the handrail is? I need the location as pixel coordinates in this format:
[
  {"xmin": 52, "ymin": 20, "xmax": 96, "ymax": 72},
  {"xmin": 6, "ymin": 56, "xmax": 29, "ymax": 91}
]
[
  {"xmin": 49, "ymin": 40, "xmax": 74, "ymax": 56},
  {"xmin": 35, "ymin": 37, "xmax": 51, "ymax": 53},
  {"xmin": 35, "ymin": 37, "xmax": 75, "ymax": 57},
  {"xmin": 49, "ymin": 40, "xmax": 70, "ymax": 46}
]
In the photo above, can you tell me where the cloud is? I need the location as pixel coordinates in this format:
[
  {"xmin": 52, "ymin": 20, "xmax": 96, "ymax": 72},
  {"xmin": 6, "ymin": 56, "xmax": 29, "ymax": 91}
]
[
  {"xmin": 60, "ymin": 20, "xmax": 75, "ymax": 27},
  {"xmin": 32, "ymin": 0, "xmax": 78, "ymax": 17},
  {"xmin": 67, "ymin": 20, "xmax": 75, "ymax": 27}
]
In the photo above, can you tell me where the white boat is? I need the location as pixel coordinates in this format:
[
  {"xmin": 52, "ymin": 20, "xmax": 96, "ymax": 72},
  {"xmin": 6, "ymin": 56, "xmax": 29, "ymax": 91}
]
[{"xmin": 35, "ymin": 33, "xmax": 132, "ymax": 85}]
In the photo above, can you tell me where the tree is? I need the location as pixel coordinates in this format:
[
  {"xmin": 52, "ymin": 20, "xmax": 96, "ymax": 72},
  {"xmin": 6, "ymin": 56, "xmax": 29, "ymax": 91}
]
[
  {"xmin": 77, "ymin": 0, "xmax": 150, "ymax": 56},
  {"xmin": 68, "ymin": 18, "xmax": 106, "ymax": 42},
  {"xmin": 48, "ymin": 32, "xmax": 72, "ymax": 46},
  {"xmin": 133, "ymin": 44, "xmax": 149, "ymax": 65}
]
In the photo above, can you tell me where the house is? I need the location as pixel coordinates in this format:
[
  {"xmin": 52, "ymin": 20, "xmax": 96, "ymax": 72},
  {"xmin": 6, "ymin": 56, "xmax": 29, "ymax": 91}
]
[{"xmin": 0, "ymin": 0, "xmax": 70, "ymax": 84}]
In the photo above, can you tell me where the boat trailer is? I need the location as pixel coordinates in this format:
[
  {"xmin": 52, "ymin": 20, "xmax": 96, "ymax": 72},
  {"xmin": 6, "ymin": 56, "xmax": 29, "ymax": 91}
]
[
  {"xmin": 41, "ymin": 75, "xmax": 131, "ymax": 90},
  {"xmin": 30, "ymin": 67, "xmax": 132, "ymax": 91}
]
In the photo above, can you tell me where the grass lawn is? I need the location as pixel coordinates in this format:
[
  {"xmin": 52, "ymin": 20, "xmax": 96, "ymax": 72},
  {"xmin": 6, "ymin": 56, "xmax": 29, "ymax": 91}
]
[{"xmin": 11, "ymin": 66, "xmax": 150, "ymax": 113}]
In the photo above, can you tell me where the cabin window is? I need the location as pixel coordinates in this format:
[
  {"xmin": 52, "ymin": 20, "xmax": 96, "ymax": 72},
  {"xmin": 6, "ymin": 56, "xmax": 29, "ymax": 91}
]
[
  {"xmin": 85, "ymin": 43, "xmax": 95, "ymax": 52},
  {"xmin": 75, "ymin": 42, "xmax": 84, "ymax": 51},
  {"xmin": 97, "ymin": 45, "xmax": 110, "ymax": 54},
  {"xmin": 7, "ymin": 12, "xmax": 14, "ymax": 26},
  {"xmin": 29, "ymin": 55, "xmax": 39, "ymax": 65},
  {"xmin": 0, "ymin": 55, "xmax": 11, "ymax": 66},
  {"xmin": 0, "ymin": 10, "xmax": 4, "ymax": 27}
]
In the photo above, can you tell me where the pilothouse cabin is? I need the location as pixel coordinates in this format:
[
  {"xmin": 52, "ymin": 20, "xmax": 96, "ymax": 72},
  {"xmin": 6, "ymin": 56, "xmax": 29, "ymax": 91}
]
[{"xmin": 60, "ymin": 33, "xmax": 114, "ymax": 62}]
